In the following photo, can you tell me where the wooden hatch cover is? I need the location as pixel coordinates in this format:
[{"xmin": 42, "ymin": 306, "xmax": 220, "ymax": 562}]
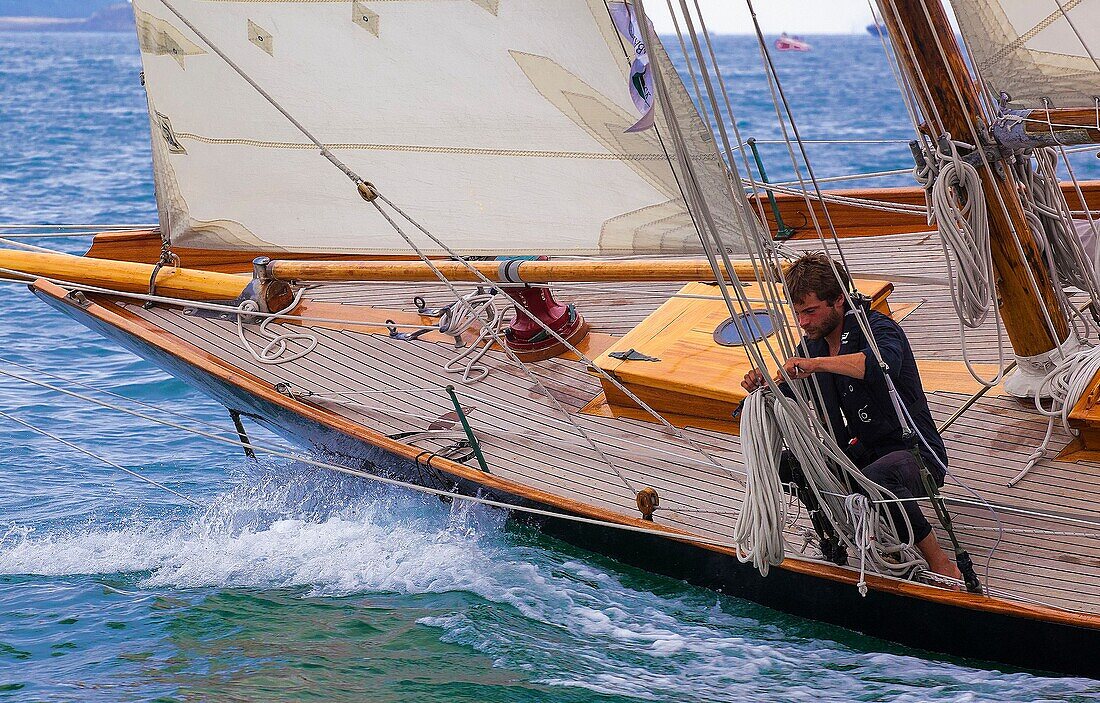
[{"xmin": 584, "ymin": 279, "xmax": 897, "ymax": 433}]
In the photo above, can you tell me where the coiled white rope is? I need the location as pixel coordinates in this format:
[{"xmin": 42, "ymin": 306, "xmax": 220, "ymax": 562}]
[
  {"xmin": 916, "ymin": 140, "xmax": 1007, "ymax": 387},
  {"xmin": 733, "ymin": 391, "xmax": 788, "ymax": 575},
  {"xmin": 736, "ymin": 391, "xmax": 927, "ymax": 592},
  {"xmin": 236, "ymin": 288, "xmax": 319, "ymax": 365},
  {"xmin": 1012, "ymin": 344, "xmax": 1100, "ymax": 486},
  {"xmin": 927, "ymin": 152, "xmax": 992, "ymax": 327},
  {"xmin": 437, "ymin": 288, "xmax": 505, "ymax": 384}
]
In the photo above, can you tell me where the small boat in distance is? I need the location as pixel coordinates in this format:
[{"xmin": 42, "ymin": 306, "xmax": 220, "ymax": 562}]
[
  {"xmin": 867, "ymin": 22, "xmax": 887, "ymax": 37},
  {"xmin": 774, "ymin": 32, "xmax": 812, "ymax": 51}
]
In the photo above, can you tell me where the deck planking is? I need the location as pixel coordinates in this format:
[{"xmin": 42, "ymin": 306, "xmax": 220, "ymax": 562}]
[{"xmin": 119, "ymin": 229, "xmax": 1100, "ymax": 615}]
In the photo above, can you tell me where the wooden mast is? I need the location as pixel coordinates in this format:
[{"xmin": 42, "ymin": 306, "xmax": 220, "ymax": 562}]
[{"xmin": 878, "ymin": 0, "xmax": 1069, "ymax": 359}]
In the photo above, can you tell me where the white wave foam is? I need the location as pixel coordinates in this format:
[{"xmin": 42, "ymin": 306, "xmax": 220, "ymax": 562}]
[{"xmin": 1, "ymin": 466, "xmax": 1096, "ymax": 702}]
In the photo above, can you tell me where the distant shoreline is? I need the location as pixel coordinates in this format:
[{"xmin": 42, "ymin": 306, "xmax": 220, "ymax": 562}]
[{"xmin": 0, "ymin": 4, "xmax": 134, "ymax": 33}]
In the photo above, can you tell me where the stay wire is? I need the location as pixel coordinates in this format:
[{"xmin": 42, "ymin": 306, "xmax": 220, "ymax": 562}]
[{"xmin": 0, "ymin": 407, "xmax": 204, "ymax": 508}]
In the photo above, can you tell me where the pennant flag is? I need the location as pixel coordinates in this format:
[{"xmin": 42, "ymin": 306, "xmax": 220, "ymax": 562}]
[{"xmin": 609, "ymin": 2, "xmax": 656, "ymax": 132}]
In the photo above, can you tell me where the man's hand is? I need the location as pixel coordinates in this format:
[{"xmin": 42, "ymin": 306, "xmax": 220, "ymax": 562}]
[
  {"xmin": 741, "ymin": 368, "xmax": 767, "ymax": 392},
  {"xmin": 782, "ymin": 356, "xmax": 816, "ymax": 380}
]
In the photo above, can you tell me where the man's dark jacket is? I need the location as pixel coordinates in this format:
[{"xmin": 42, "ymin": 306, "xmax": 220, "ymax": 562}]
[{"xmin": 798, "ymin": 307, "xmax": 947, "ymax": 479}]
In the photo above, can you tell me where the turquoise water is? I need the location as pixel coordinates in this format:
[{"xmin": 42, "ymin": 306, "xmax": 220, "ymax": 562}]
[{"xmin": 1, "ymin": 31, "xmax": 1099, "ymax": 702}]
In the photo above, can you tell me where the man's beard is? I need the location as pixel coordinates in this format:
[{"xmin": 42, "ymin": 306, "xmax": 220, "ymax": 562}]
[{"xmin": 803, "ymin": 308, "xmax": 843, "ymax": 341}]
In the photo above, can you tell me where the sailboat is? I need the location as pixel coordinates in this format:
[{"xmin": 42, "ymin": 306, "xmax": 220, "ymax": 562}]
[{"xmin": 3, "ymin": 0, "xmax": 1100, "ymax": 678}]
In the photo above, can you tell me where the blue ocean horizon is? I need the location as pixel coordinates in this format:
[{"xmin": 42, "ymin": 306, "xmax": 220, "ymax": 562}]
[{"xmin": 1, "ymin": 29, "xmax": 1099, "ymax": 702}]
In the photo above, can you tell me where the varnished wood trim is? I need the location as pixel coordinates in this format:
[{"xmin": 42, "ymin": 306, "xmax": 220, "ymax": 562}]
[
  {"xmin": 580, "ymin": 392, "xmax": 740, "ymax": 435},
  {"xmin": 751, "ymin": 183, "xmax": 1100, "ymax": 241},
  {"xmin": 1, "ymin": 248, "xmax": 247, "ymax": 300},
  {"xmin": 30, "ymin": 278, "xmax": 1100, "ymax": 631},
  {"xmin": 1019, "ymin": 108, "xmax": 1100, "ymax": 144},
  {"xmin": 268, "ymin": 258, "xmax": 778, "ymax": 284}
]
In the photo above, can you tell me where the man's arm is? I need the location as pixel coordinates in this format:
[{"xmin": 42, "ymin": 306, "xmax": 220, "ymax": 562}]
[{"xmin": 783, "ymin": 353, "xmax": 867, "ymax": 381}]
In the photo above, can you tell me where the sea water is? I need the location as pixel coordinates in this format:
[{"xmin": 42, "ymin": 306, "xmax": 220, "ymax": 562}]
[{"xmin": 1, "ymin": 31, "xmax": 1098, "ymax": 702}]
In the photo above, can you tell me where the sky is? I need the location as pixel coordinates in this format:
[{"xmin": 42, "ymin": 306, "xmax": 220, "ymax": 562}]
[{"xmin": 646, "ymin": 0, "xmax": 885, "ymax": 35}]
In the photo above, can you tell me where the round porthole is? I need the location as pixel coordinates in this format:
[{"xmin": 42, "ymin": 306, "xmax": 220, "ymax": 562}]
[{"xmin": 713, "ymin": 311, "xmax": 774, "ymax": 346}]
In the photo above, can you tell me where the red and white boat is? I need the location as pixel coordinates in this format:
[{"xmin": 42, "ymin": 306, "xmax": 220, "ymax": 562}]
[{"xmin": 774, "ymin": 32, "xmax": 812, "ymax": 51}]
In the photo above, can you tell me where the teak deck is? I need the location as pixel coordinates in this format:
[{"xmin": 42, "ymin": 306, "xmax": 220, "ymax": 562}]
[
  {"xmin": 36, "ymin": 229, "xmax": 1100, "ymax": 627},
  {"xmin": 60, "ymin": 229, "xmax": 1098, "ymax": 622}
]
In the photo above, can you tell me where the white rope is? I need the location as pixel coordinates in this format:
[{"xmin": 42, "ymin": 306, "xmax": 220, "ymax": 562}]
[
  {"xmin": 0, "ymin": 238, "xmax": 66, "ymax": 254},
  {"xmin": 736, "ymin": 391, "xmax": 927, "ymax": 590},
  {"xmin": 436, "ymin": 288, "xmax": 505, "ymax": 384},
  {"xmin": 732, "ymin": 392, "xmax": 788, "ymax": 575},
  {"xmin": 236, "ymin": 288, "xmax": 318, "ymax": 365},
  {"xmin": 917, "ymin": 139, "xmax": 1008, "ymax": 387},
  {"xmin": 924, "ymin": 147, "xmax": 993, "ymax": 326},
  {"xmin": 1012, "ymin": 344, "xmax": 1100, "ymax": 486},
  {"xmin": 844, "ymin": 493, "xmax": 874, "ymax": 596},
  {"xmin": 771, "ymin": 394, "xmax": 926, "ymax": 579}
]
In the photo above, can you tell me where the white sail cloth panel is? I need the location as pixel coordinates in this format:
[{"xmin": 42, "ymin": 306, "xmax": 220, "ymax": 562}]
[
  {"xmin": 951, "ymin": 0, "xmax": 1100, "ymax": 108},
  {"xmin": 132, "ymin": 0, "xmax": 748, "ymax": 256}
]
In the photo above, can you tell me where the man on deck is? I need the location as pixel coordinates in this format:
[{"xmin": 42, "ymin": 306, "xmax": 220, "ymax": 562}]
[{"xmin": 741, "ymin": 252, "xmax": 963, "ymax": 582}]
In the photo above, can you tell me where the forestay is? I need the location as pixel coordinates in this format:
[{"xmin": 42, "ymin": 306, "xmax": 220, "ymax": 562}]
[
  {"xmin": 951, "ymin": 0, "xmax": 1100, "ymax": 108},
  {"xmin": 132, "ymin": 0, "xmax": 751, "ymax": 256}
]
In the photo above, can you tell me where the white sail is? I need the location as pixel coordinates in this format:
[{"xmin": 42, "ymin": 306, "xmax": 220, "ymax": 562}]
[
  {"xmin": 951, "ymin": 0, "xmax": 1100, "ymax": 109},
  {"xmin": 132, "ymin": 0, "xmax": 752, "ymax": 256}
]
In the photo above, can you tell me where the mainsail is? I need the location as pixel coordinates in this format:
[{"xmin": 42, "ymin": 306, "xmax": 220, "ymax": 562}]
[
  {"xmin": 951, "ymin": 0, "xmax": 1100, "ymax": 108},
  {"xmin": 132, "ymin": 0, "xmax": 752, "ymax": 256}
]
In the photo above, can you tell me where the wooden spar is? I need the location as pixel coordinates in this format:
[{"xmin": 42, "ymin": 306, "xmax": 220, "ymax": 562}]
[
  {"xmin": 879, "ymin": 0, "xmax": 1069, "ymax": 358},
  {"xmin": 0, "ymin": 248, "xmax": 248, "ymax": 300},
  {"xmin": 751, "ymin": 181, "xmax": 1100, "ymax": 240},
  {"xmin": 265, "ymin": 258, "xmax": 779, "ymax": 284},
  {"xmin": 992, "ymin": 107, "xmax": 1100, "ymax": 149}
]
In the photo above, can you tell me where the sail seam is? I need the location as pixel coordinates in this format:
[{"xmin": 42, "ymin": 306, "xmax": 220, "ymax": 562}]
[
  {"xmin": 981, "ymin": 0, "xmax": 1085, "ymax": 69},
  {"xmin": 173, "ymin": 132, "xmax": 676, "ymax": 160}
]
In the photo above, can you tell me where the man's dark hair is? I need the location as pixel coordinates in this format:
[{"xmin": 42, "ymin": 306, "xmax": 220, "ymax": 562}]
[{"xmin": 785, "ymin": 252, "xmax": 851, "ymax": 305}]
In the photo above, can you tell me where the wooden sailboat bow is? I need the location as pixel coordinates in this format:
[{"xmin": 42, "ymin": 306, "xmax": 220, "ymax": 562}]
[{"xmin": 879, "ymin": 0, "xmax": 1070, "ymax": 360}]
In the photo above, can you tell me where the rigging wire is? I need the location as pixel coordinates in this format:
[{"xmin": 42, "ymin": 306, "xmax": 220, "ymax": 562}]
[{"xmin": 0, "ymin": 407, "xmax": 203, "ymax": 507}]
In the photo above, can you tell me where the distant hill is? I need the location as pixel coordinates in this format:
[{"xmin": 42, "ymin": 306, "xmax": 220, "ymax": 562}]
[
  {"xmin": 0, "ymin": 3, "xmax": 134, "ymax": 32},
  {"xmin": 0, "ymin": 0, "xmax": 121, "ymax": 18}
]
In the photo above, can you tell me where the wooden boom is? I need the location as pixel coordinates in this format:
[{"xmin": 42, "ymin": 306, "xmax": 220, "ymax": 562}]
[
  {"xmin": 0, "ymin": 248, "xmax": 249, "ymax": 300},
  {"xmin": 993, "ymin": 107, "xmax": 1100, "ymax": 149},
  {"xmin": 265, "ymin": 258, "xmax": 778, "ymax": 284}
]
